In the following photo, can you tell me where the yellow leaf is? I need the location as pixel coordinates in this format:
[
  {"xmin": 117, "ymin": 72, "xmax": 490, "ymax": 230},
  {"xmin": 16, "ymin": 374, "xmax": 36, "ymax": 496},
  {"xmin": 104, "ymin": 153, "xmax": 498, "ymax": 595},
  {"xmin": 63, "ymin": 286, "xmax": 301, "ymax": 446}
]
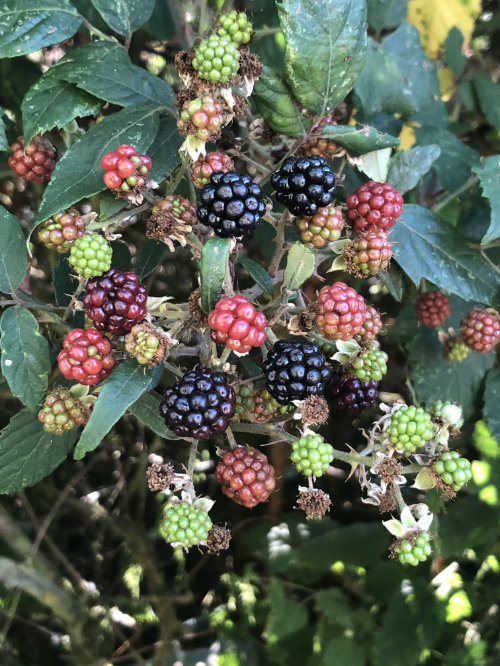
[
  {"xmin": 438, "ymin": 66, "xmax": 457, "ymax": 102},
  {"xmin": 398, "ymin": 124, "xmax": 417, "ymax": 151},
  {"xmin": 408, "ymin": 0, "xmax": 481, "ymax": 59}
]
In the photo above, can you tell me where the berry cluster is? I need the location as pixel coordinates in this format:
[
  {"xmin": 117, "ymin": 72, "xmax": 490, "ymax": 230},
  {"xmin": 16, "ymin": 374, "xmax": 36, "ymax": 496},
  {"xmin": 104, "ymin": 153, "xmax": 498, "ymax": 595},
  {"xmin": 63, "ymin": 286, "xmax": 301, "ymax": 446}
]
[
  {"xmin": 434, "ymin": 451, "xmax": 472, "ymax": 491},
  {"xmin": 416, "ymin": 291, "xmax": 451, "ymax": 327},
  {"xmin": 327, "ymin": 371, "xmax": 378, "ymax": 415},
  {"xmin": 191, "ymin": 151, "xmax": 234, "ymax": 189},
  {"xmin": 346, "ymin": 181, "xmax": 403, "ymax": 233},
  {"xmin": 38, "ymin": 387, "xmax": 89, "ymax": 434},
  {"xmin": 351, "ymin": 347, "xmax": 388, "ymax": 382},
  {"xmin": 177, "ymin": 95, "xmax": 224, "ymax": 141},
  {"xmin": 192, "ymin": 34, "xmax": 240, "ymax": 84},
  {"xmin": 101, "ymin": 144, "xmax": 152, "ymax": 193},
  {"xmin": 9, "ymin": 135, "xmax": 56, "ymax": 183},
  {"xmin": 344, "ymin": 229, "xmax": 393, "ymax": 277},
  {"xmin": 387, "ymin": 405, "xmax": 435, "ymax": 453},
  {"xmin": 460, "ymin": 308, "xmax": 500, "ymax": 352},
  {"xmin": 39, "ymin": 209, "xmax": 86, "ymax": 253},
  {"xmin": 296, "ymin": 205, "xmax": 344, "ymax": 247},
  {"xmin": 124, "ymin": 324, "xmax": 167, "ymax": 365},
  {"xmin": 315, "ymin": 282, "xmax": 366, "ymax": 341},
  {"xmin": 84, "ymin": 268, "xmax": 148, "ymax": 336},
  {"xmin": 58, "ymin": 328, "xmax": 115, "ymax": 386},
  {"xmin": 208, "ymin": 294, "xmax": 267, "ymax": 354},
  {"xmin": 290, "ymin": 434, "xmax": 334, "ymax": 477},
  {"xmin": 160, "ymin": 501, "xmax": 213, "ymax": 548},
  {"xmin": 198, "ymin": 171, "xmax": 266, "ymax": 238},
  {"xmin": 394, "ymin": 532, "xmax": 432, "ymax": 566}
]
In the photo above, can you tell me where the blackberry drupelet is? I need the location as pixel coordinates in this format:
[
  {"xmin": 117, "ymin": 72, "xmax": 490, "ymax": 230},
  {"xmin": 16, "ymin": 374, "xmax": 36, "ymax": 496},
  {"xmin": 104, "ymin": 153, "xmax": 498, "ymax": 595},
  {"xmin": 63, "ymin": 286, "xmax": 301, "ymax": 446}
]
[
  {"xmin": 262, "ymin": 339, "xmax": 331, "ymax": 405},
  {"xmin": 159, "ymin": 367, "xmax": 235, "ymax": 439},
  {"xmin": 271, "ymin": 155, "xmax": 335, "ymax": 217},
  {"xmin": 197, "ymin": 171, "xmax": 266, "ymax": 238}
]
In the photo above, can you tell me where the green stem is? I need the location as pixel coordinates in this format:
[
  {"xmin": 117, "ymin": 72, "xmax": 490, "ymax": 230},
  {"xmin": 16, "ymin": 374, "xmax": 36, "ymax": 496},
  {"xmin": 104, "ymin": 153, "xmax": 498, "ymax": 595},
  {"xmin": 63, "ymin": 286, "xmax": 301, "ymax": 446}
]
[
  {"xmin": 187, "ymin": 440, "xmax": 198, "ymax": 476},
  {"xmin": 225, "ymin": 426, "xmax": 237, "ymax": 450},
  {"xmin": 392, "ymin": 483, "xmax": 406, "ymax": 512},
  {"xmin": 88, "ymin": 201, "xmax": 152, "ymax": 232},
  {"xmin": 199, "ymin": 0, "xmax": 208, "ymax": 34},
  {"xmin": 432, "ymin": 175, "xmax": 478, "ymax": 213},
  {"xmin": 268, "ymin": 210, "xmax": 289, "ymax": 277},
  {"xmin": 78, "ymin": 15, "xmax": 115, "ymax": 41},
  {"xmin": 219, "ymin": 346, "xmax": 232, "ymax": 364},
  {"xmin": 166, "ymin": 156, "xmax": 192, "ymax": 196}
]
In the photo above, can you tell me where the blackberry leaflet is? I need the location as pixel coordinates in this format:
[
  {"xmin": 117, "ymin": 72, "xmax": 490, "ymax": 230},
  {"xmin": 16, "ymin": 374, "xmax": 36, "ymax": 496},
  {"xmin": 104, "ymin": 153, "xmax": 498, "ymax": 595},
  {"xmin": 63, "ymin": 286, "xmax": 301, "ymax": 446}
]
[
  {"xmin": 271, "ymin": 156, "xmax": 335, "ymax": 217},
  {"xmin": 198, "ymin": 171, "xmax": 266, "ymax": 238}
]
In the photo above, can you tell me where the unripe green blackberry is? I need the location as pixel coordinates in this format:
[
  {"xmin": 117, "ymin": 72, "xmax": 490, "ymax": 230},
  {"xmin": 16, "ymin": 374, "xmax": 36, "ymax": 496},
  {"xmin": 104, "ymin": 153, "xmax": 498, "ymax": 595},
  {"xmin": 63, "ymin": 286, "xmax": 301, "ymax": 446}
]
[
  {"xmin": 394, "ymin": 531, "xmax": 432, "ymax": 566},
  {"xmin": 444, "ymin": 337, "xmax": 470, "ymax": 362},
  {"xmin": 251, "ymin": 388, "xmax": 294, "ymax": 422},
  {"xmin": 159, "ymin": 500, "xmax": 213, "ymax": 548},
  {"xmin": 38, "ymin": 209, "xmax": 86, "ymax": 252},
  {"xmin": 434, "ymin": 451, "xmax": 472, "ymax": 491},
  {"xmin": 296, "ymin": 205, "xmax": 345, "ymax": 248},
  {"xmin": 68, "ymin": 234, "xmax": 112, "ymax": 278},
  {"xmin": 38, "ymin": 387, "xmax": 89, "ymax": 435},
  {"xmin": 124, "ymin": 324, "xmax": 168, "ymax": 365},
  {"xmin": 352, "ymin": 347, "xmax": 388, "ymax": 382},
  {"xmin": 192, "ymin": 34, "xmax": 240, "ymax": 83},
  {"xmin": 233, "ymin": 383, "xmax": 256, "ymax": 421},
  {"xmin": 314, "ymin": 335, "xmax": 337, "ymax": 357},
  {"xmin": 432, "ymin": 400, "xmax": 464, "ymax": 429},
  {"xmin": 291, "ymin": 434, "xmax": 334, "ymax": 477},
  {"xmin": 388, "ymin": 405, "xmax": 435, "ymax": 453},
  {"xmin": 217, "ymin": 10, "xmax": 253, "ymax": 45}
]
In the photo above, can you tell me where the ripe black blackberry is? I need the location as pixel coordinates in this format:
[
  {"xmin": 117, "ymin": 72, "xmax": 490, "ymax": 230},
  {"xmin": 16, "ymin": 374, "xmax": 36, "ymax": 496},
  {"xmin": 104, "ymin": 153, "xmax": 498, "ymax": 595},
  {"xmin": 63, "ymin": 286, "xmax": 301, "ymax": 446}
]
[
  {"xmin": 271, "ymin": 156, "xmax": 335, "ymax": 217},
  {"xmin": 262, "ymin": 340, "xmax": 331, "ymax": 405},
  {"xmin": 327, "ymin": 370, "xmax": 378, "ymax": 415},
  {"xmin": 197, "ymin": 171, "xmax": 266, "ymax": 238},
  {"xmin": 84, "ymin": 268, "xmax": 148, "ymax": 336},
  {"xmin": 159, "ymin": 367, "xmax": 235, "ymax": 439}
]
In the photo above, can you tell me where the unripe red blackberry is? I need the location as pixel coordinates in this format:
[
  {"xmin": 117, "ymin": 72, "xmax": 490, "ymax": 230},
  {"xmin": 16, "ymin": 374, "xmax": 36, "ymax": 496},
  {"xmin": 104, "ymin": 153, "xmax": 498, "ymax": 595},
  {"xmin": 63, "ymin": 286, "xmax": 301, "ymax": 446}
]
[
  {"xmin": 159, "ymin": 367, "xmax": 235, "ymax": 439},
  {"xmin": 344, "ymin": 229, "xmax": 393, "ymax": 277},
  {"xmin": 416, "ymin": 291, "xmax": 451, "ymax": 327},
  {"xmin": 208, "ymin": 294, "xmax": 267, "ymax": 354},
  {"xmin": 346, "ymin": 181, "xmax": 403, "ymax": 233},
  {"xmin": 160, "ymin": 500, "xmax": 213, "ymax": 548},
  {"xmin": 38, "ymin": 387, "xmax": 89, "ymax": 434},
  {"xmin": 215, "ymin": 446, "xmax": 276, "ymax": 508},
  {"xmin": 315, "ymin": 282, "xmax": 366, "ymax": 341},
  {"xmin": 296, "ymin": 205, "xmax": 345, "ymax": 248},
  {"xmin": 291, "ymin": 434, "xmax": 334, "ymax": 477},
  {"xmin": 326, "ymin": 370, "xmax": 378, "ymax": 415},
  {"xmin": 58, "ymin": 328, "xmax": 115, "ymax": 386},
  {"xmin": 84, "ymin": 268, "xmax": 148, "ymax": 336},
  {"xmin": 354, "ymin": 305, "xmax": 383, "ymax": 343},
  {"xmin": 301, "ymin": 136, "xmax": 339, "ymax": 158},
  {"xmin": 38, "ymin": 209, "xmax": 86, "ymax": 253},
  {"xmin": 178, "ymin": 95, "xmax": 224, "ymax": 141},
  {"xmin": 460, "ymin": 308, "xmax": 500, "ymax": 352},
  {"xmin": 124, "ymin": 323, "xmax": 169, "ymax": 365},
  {"xmin": 101, "ymin": 144, "xmax": 152, "ymax": 193},
  {"xmin": 191, "ymin": 151, "xmax": 235, "ymax": 189},
  {"xmin": 8, "ymin": 135, "xmax": 56, "ymax": 183},
  {"xmin": 251, "ymin": 388, "xmax": 294, "ymax": 422},
  {"xmin": 192, "ymin": 34, "xmax": 240, "ymax": 83},
  {"xmin": 68, "ymin": 234, "xmax": 113, "ymax": 278}
]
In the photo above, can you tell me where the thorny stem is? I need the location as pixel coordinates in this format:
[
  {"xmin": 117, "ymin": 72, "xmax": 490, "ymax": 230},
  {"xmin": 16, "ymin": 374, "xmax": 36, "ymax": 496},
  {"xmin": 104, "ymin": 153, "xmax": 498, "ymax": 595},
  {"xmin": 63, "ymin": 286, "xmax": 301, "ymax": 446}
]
[
  {"xmin": 219, "ymin": 346, "xmax": 232, "ymax": 365},
  {"xmin": 187, "ymin": 440, "xmax": 199, "ymax": 477},
  {"xmin": 88, "ymin": 201, "xmax": 152, "ymax": 231},
  {"xmin": 268, "ymin": 210, "xmax": 290, "ymax": 277},
  {"xmin": 62, "ymin": 277, "xmax": 86, "ymax": 321},
  {"xmin": 392, "ymin": 483, "xmax": 406, "ymax": 512}
]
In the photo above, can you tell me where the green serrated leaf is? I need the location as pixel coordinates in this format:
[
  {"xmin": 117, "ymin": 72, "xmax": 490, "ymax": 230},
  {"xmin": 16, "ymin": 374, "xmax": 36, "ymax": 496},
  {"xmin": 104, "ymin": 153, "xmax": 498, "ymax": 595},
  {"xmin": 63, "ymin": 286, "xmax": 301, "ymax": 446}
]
[
  {"xmin": 53, "ymin": 254, "xmax": 79, "ymax": 307},
  {"xmin": 0, "ymin": 409, "xmax": 77, "ymax": 493},
  {"xmin": 129, "ymin": 391, "xmax": 179, "ymax": 440},
  {"xmin": 252, "ymin": 66, "xmax": 312, "ymax": 137},
  {"xmin": 379, "ymin": 265, "xmax": 404, "ymax": 301},
  {"xmin": 144, "ymin": 0, "xmax": 175, "ymax": 40},
  {"xmin": 31, "ymin": 103, "xmax": 161, "ymax": 234},
  {"xmin": 321, "ymin": 124, "xmax": 400, "ymax": 154},
  {"xmin": 472, "ymin": 155, "xmax": 500, "ymax": 245},
  {"xmin": 473, "ymin": 73, "xmax": 500, "ymax": 131},
  {"xmin": 283, "ymin": 242, "xmax": 316, "ymax": 291},
  {"xmin": 147, "ymin": 114, "xmax": 183, "ymax": 182},
  {"xmin": 55, "ymin": 41, "xmax": 175, "ymax": 110},
  {"xmin": 356, "ymin": 23, "xmax": 439, "ymax": 117},
  {"xmin": 0, "ymin": 307, "xmax": 51, "ymax": 409},
  {"xmin": 388, "ymin": 145, "xmax": 441, "ymax": 194},
  {"xmin": 22, "ymin": 67, "xmax": 101, "ymax": 146},
  {"xmin": 111, "ymin": 240, "xmax": 131, "ymax": 271},
  {"xmin": 238, "ymin": 256, "xmax": 273, "ymax": 295},
  {"xmin": 74, "ymin": 359, "xmax": 159, "ymax": 459},
  {"xmin": 0, "ymin": 0, "xmax": 82, "ymax": 59},
  {"xmin": 264, "ymin": 579, "xmax": 308, "ymax": 644},
  {"xmin": 0, "ymin": 206, "xmax": 29, "ymax": 294},
  {"xmin": 391, "ymin": 205, "xmax": 499, "ymax": 306},
  {"xmin": 277, "ymin": 0, "xmax": 367, "ymax": 116},
  {"xmin": 199, "ymin": 237, "xmax": 231, "ymax": 314},
  {"xmin": 444, "ymin": 27, "xmax": 466, "ymax": 77},
  {"xmin": 367, "ymin": 0, "xmax": 408, "ymax": 30},
  {"xmin": 322, "ymin": 637, "xmax": 364, "ymax": 666},
  {"xmin": 135, "ymin": 240, "xmax": 165, "ymax": 280},
  {"xmin": 483, "ymin": 367, "xmax": 500, "ymax": 445},
  {"xmin": 315, "ymin": 588, "xmax": 353, "ymax": 628},
  {"xmin": 98, "ymin": 191, "xmax": 127, "ymax": 221},
  {"xmin": 439, "ymin": 496, "xmax": 499, "ymax": 558},
  {"xmin": 90, "ymin": 0, "xmax": 155, "ymax": 35},
  {"xmin": 414, "ymin": 127, "xmax": 480, "ymax": 191}
]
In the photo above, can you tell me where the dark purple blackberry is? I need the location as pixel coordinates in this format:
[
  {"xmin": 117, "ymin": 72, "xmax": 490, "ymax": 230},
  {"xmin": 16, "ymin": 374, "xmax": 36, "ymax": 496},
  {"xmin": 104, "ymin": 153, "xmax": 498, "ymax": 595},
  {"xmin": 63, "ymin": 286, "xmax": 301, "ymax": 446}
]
[
  {"xmin": 271, "ymin": 156, "xmax": 335, "ymax": 217},
  {"xmin": 327, "ymin": 370, "xmax": 378, "ymax": 415},
  {"xmin": 197, "ymin": 171, "xmax": 266, "ymax": 238},
  {"xmin": 84, "ymin": 268, "xmax": 148, "ymax": 336},
  {"xmin": 159, "ymin": 367, "xmax": 235, "ymax": 439},
  {"xmin": 262, "ymin": 340, "xmax": 331, "ymax": 405}
]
